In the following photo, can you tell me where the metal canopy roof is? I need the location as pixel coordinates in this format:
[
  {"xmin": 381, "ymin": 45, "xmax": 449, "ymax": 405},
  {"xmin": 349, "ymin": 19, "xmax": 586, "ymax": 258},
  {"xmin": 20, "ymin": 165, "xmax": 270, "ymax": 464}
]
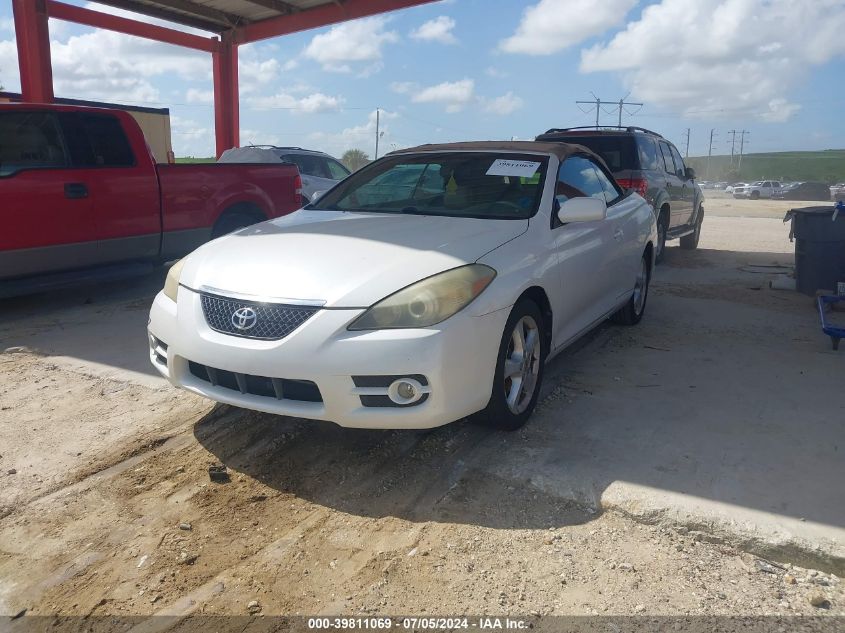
[{"xmin": 90, "ymin": 0, "xmax": 366, "ymax": 33}]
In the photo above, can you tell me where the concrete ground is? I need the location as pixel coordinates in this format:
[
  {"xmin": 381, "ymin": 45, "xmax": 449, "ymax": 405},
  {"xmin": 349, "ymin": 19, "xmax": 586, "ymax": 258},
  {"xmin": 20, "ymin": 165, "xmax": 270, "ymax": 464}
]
[{"xmin": 1, "ymin": 198, "xmax": 843, "ymax": 619}]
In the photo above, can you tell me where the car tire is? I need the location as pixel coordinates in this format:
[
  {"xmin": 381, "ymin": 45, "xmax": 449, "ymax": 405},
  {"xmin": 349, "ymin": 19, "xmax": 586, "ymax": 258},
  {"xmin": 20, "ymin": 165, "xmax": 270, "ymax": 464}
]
[
  {"xmin": 750, "ymin": 190, "xmax": 760, "ymax": 200},
  {"xmin": 655, "ymin": 208, "xmax": 669, "ymax": 264},
  {"xmin": 211, "ymin": 212, "xmax": 262, "ymax": 239},
  {"xmin": 611, "ymin": 253, "xmax": 651, "ymax": 326},
  {"xmin": 473, "ymin": 299, "xmax": 547, "ymax": 431},
  {"xmin": 680, "ymin": 206, "xmax": 703, "ymax": 250}
]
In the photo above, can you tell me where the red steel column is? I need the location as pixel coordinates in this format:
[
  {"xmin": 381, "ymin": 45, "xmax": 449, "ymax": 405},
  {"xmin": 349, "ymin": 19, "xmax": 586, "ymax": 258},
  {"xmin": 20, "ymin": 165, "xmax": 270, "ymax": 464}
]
[
  {"xmin": 212, "ymin": 32, "xmax": 239, "ymax": 158},
  {"xmin": 13, "ymin": 0, "xmax": 54, "ymax": 103}
]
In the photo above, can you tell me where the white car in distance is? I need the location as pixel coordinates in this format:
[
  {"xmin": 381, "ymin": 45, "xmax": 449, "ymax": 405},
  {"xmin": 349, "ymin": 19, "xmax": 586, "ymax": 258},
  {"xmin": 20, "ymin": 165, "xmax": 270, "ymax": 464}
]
[
  {"xmin": 732, "ymin": 180, "xmax": 782, "ymax": 199},
  {"xmin": 149, "ymin": 142, "xmax": 656, "ymax": 430}
]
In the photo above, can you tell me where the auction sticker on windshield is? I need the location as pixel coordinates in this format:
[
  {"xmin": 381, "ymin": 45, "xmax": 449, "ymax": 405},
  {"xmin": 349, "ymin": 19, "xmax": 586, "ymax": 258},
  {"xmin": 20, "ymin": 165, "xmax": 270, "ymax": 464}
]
[{"xmin": 486, "ymin": 159, "xmax": 541, "ymax": 178}]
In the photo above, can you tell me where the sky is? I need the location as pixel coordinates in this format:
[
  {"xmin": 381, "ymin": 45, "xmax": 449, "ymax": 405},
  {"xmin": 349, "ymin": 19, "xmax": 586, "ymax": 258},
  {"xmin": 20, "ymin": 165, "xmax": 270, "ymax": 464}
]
[{"xmin": 2, "ymin": 0, "xmax": 845, "ymax": 159}]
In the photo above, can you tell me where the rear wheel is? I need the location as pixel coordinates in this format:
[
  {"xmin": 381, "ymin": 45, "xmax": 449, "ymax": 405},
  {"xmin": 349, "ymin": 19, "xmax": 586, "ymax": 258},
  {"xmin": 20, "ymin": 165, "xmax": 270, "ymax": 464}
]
[
  {"xmin": 680, "ymin": 206, "xmax": 704, "ymax": 250},
  {"xmin": 611, "ymin": 253, "xmax": 651, "ymax": 326},
  {"xmin": 473, "ymin": 299, "xmax": 546, "ymax": 431},
  {"xmin": 655, "ymin": 208, "xmax": 669, "ymax": 264},
  {"xmin": 211, "ymin": 211, "xmax": 264, "ymax": 239}
]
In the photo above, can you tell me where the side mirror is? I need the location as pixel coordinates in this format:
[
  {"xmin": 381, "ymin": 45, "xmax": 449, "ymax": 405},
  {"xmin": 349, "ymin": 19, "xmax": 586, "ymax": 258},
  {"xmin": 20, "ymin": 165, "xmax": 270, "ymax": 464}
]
[
  {"xmin": 308, "ymin": 191, "xmax": 327, "ymax": 206},
  {"xmin": 556, "ymin": 196, "xmax": 607, "ymax": 224},
  {"xmin": 685, "ymin": 167, "xmax": 696, "ymax": 180}
]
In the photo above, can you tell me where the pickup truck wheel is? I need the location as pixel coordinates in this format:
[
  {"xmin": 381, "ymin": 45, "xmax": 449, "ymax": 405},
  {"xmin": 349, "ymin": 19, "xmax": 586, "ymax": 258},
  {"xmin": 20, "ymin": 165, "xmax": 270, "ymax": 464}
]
[
  {"xmin": 611, "ymin": 254, "xmax": 650, "ymax": 326},
  {"xmin": 211, "ymin": 212, "xmax": 263, "ymax": 239},
  {"xmin": 472, "ymin": 299, "xmax": 546, "ymax": 431},
  {"xmin": 750, "ymin": 190, "xmax": 760, "ymax": 200},
  {"xmin": 680, "ymin": 207, "xmax": 703, "ymax": 250},
  {"xmin": 655, "ymin": 208, "xmax": 669, "ymax": 264}
]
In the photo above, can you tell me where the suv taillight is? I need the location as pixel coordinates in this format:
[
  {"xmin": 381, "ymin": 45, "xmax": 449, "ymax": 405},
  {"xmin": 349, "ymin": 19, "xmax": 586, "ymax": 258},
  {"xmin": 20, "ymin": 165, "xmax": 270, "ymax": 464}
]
[
  {"xmin": 617, "ymin": 177, "xmax": 649, "ymax": 199},
  {"xmin": 294, "ymin": 173, "xmax": 303, "ymax": 207}
]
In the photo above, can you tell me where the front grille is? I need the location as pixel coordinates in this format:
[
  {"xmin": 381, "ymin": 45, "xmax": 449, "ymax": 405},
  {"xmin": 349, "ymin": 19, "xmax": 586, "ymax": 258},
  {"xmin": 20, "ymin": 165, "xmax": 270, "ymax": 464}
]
[
  {"xmin": 200, "ymin": 293, "xmax": 319, "ymax": 340},
  {"xmin": 188, "ymin": 361, "xmax": 322, "ymax": 403}
]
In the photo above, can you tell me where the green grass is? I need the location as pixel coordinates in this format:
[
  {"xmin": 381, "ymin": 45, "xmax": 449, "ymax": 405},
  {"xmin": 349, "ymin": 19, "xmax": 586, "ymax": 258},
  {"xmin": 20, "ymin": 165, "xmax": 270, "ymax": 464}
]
[
  {"xmin": 686, "ymin": 149, "xmax": 845, "ymax": 183},
  {"xmin": 175, "ymin": 157, "xmax": 215, "ymax": 164}
]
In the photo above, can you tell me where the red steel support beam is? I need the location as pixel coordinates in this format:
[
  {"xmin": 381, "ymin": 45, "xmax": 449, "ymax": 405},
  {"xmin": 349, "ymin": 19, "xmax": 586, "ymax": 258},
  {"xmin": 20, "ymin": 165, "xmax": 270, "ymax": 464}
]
[
  {"xmin": 46, "ymin": 0, "xmax": 219, "ymax": 53},
  {"xmin": 213, "ymin": 32, "xmax": 239, "ymax": 157},
  {"xmin": 238, "ymin": 0, "xmax": 437, "ymax": 43},
  {"xmin": 13, "ymin": 0, "xmax": 54, "ymax": 103}
]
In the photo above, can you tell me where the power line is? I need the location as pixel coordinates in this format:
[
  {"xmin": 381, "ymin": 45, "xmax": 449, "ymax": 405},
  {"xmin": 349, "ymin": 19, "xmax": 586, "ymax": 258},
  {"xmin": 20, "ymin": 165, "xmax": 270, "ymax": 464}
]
[{"xmin": 575, "ymin": 93, "xmax": 643, "ymax": 127}]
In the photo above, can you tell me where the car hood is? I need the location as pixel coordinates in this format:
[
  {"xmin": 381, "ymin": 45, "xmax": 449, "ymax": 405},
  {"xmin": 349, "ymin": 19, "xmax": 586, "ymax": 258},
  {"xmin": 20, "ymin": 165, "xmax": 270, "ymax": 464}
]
[{"xmin": 180, "ymin": 210, "xmax": 527, "ymax": 307}]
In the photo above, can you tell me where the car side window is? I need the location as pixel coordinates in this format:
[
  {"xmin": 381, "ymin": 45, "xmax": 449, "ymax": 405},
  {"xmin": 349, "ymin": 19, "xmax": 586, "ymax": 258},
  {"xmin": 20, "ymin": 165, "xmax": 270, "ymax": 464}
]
[
  {"xmin": 637, "ymin": 137, "xmax": 661, "ymax": 171},
  {"xmin": 669, "ymin": 145, "xmax": 686, "ymax": 179},
  {"xmin": 0, "ymin": 111, "xmax": 68, "ymax": 176},
  {"xmin": 284, "ymin": 154, "xmax": 327, "ymax": 178},
  {"xmin": 325, "ymin": 158, "xmax": 350, "ymax": 180},
  {"xmin": 556, "ymin": 156, "xmax": 607, "ymax": 202},
  {"xmin": 591, "ymin": 162, "xmax": 624, "ymax": 204},
  {"xmin": 59, "ymin": 113, "xmax": 135, "ymax": 167},
  {"xmin": 657, "ymin": 142, "xmax": 675, "ymax": 176}
]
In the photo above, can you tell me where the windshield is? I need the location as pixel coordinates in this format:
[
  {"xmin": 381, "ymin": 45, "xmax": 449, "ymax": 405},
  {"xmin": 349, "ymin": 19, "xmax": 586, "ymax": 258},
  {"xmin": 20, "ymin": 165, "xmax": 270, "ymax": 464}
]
[{"xmin": 313, "ymin": 152, "xmax": 549, "ymax": 220}]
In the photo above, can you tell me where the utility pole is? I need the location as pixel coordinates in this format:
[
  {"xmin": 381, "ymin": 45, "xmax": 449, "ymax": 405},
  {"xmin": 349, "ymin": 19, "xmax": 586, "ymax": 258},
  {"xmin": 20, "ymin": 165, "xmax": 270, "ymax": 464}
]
[
  {"xmin": 683, "ymin": 128, "xmax": 690, "ymax": 158},
  {"xmin": 576, "ymin": 94, "xmax": 643, "ymax": 128},
  {"xmin": 738, "ymin": 129, "xmax": 749, "ymax": 171},
  {"xmin": 374, "ymin": 108, "xmax": 380, "ymax": 160},
  {"xmin": 727, "ymin": 129, "xmax": 737, "ymax": 167},
  {"xmin": 576, "ymin": 95, "xmax": 601, "ymax": 127},
  {"xmin": 706, "ymin": 128, "xmax": 717, "ymax": 180}
]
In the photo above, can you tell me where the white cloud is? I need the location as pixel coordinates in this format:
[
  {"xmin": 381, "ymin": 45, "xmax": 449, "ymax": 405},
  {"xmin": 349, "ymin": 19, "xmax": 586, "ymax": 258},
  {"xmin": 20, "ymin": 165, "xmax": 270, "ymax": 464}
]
[
  {"xmin": 303, "ymin": 16, "xmax": 398, "ymax": 74},
  {"xmin": 580, "ymin": 0, "xmax": 845, "ymax": 122},
  {"xmin": 249, "ymin": 92, "xmax": 344, "ymax": 113},
  {"xmin": 484, "ymin": 66, "xmax": 509, "ymax": 78},
  {"xmin": 410, "ymin": 16, "xmax": 457, "ymax": 44},
  {"xmin": 390, "ymin": 81, "xmax": 416, "ymax": 94},
  {"xmin": 412, "ymin": 79, "xmax": 475, "ymax": 113},
  {"xmin": 308, "ymin": 109, "xmax": 399, "ymax": 157},
  {"xmin": 186, "ymin": 88, "xmax": 213, "ymax": 104},
  {"xmin": 170, "ymin": 115, "xmax": 213, "ymax": 157},
  {"xmin": 482, "ymin": 92, "xmax": 524, "ymax": 116},
  {"xmin": 500, "ymin": 0, "xmax": 636, "ymax": 55}
]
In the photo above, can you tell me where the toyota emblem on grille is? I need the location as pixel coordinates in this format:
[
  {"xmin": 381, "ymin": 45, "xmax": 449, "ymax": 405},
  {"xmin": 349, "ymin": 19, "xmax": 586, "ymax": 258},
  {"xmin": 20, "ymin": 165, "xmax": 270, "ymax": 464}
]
[{"xmin": 231, "ymin": 306, "xmax": 258, "ymax": 331}]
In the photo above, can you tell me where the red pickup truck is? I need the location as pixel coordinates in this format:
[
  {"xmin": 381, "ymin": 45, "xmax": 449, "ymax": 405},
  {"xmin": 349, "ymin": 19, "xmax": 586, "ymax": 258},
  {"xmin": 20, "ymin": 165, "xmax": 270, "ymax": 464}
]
[{"xmin": 0, "ymin": 103, "xmax": 302, "ymax": 297}]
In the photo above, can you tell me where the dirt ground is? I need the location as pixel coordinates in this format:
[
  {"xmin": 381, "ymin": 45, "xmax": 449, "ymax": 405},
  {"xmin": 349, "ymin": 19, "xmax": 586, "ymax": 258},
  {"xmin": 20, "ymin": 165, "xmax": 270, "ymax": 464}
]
[{"xmin": 1, "ymin": 197, "xmax": 843, "ymax": 625}]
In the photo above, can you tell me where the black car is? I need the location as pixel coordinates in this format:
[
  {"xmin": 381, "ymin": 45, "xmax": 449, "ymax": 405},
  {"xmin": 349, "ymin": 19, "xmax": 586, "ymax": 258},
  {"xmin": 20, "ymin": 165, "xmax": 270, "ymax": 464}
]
[
  {"xmin": 536, "ymin": 126, "xmax": 704, "ymax": 262},
  {"xmin": 772, "ymin": 181, "xmax": 831, "ymax": 201}
]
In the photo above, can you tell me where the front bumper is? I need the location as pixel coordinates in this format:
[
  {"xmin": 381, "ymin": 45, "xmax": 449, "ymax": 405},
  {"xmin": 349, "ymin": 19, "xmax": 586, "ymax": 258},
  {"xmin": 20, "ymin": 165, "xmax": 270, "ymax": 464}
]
[{"xmin": 148, "ymin": 287, "xmax": 509, "ymax": 429}]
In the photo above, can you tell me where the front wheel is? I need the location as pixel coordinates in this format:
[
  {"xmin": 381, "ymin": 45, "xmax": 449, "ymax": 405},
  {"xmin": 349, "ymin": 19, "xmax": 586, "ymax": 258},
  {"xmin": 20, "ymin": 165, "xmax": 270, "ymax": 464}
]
[
  {"xmin": 611, "ymin": 254, "xmax": 651, "ymax": 326},
  {"xmin": 473, "ymin": 299, "xmax": 547, "ymax": 431}
]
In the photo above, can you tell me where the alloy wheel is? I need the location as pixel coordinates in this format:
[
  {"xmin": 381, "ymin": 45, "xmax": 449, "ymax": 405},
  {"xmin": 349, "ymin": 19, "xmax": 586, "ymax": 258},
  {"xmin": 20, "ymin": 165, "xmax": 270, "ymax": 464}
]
[{"xmin": 503, "ymin": 315, "xmax": 541, "ymax": 415}]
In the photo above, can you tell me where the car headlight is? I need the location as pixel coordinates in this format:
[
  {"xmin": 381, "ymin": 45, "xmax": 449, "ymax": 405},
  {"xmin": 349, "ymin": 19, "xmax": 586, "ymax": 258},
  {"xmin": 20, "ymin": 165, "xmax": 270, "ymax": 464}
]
[
  {"xmin": 163, "ymin": 259, "xmax": 186, "ymax": 302},
  {"xmin": 348, "ymin": 264, "xmax": 496, "ymax": 330}
]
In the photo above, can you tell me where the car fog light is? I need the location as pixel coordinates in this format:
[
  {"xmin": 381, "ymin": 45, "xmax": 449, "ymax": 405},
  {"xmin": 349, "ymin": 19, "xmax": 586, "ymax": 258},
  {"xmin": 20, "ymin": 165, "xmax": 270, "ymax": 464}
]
[{"xmin": 388, "ymin": 378, "xmax": 425, "ymax": 405}]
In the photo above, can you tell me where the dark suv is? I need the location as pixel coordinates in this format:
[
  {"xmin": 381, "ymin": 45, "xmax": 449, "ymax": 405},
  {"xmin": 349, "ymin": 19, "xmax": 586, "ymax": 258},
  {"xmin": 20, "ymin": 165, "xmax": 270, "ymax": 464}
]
[{"xmin": 536, "ymin": 126, "xmax": 704, "ymax": 261}]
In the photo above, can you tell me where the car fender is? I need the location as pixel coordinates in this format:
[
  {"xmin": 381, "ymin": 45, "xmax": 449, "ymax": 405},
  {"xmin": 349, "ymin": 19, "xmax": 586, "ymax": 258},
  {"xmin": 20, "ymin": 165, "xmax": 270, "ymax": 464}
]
[
  {"xmin": 652, "ymin": 191, "xmax": 671, "ymax": 217},
  {"xmin": 210, "ymin": 184, "xmax": 273, "ymax": 225}
]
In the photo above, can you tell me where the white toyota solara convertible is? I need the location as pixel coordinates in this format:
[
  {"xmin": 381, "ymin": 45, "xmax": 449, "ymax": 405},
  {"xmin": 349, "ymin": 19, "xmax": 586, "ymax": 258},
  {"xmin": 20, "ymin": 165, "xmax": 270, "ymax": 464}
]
[{"xmin": 148, "ymin": 142, "xmax": 656, "ymax": 430}]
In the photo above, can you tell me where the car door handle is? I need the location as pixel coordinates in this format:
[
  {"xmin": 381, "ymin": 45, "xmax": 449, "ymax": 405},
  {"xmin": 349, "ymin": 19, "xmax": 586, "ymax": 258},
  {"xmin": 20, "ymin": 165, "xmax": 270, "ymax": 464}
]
[
  {"xmin": 613, "ymin": 229, "xmax": 624, "ymax": 241},
  {"xmin": 64, "ymin": 183, "xmax": 88, "ymax": 199}
]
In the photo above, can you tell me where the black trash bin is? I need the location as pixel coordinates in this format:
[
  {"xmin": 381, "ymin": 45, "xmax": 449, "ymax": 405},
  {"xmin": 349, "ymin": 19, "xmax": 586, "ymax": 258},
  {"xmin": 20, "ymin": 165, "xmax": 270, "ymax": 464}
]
[{"xmin": 787, "ymin": 205, "xmax": 845, "ymax": 296}]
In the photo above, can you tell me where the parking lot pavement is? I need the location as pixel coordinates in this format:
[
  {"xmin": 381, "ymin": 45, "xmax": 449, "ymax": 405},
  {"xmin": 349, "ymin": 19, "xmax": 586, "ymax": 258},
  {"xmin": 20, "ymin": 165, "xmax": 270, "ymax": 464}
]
[{"xmin": 1, "ymin": 214, "xmax": 844, "ymax": 617}]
